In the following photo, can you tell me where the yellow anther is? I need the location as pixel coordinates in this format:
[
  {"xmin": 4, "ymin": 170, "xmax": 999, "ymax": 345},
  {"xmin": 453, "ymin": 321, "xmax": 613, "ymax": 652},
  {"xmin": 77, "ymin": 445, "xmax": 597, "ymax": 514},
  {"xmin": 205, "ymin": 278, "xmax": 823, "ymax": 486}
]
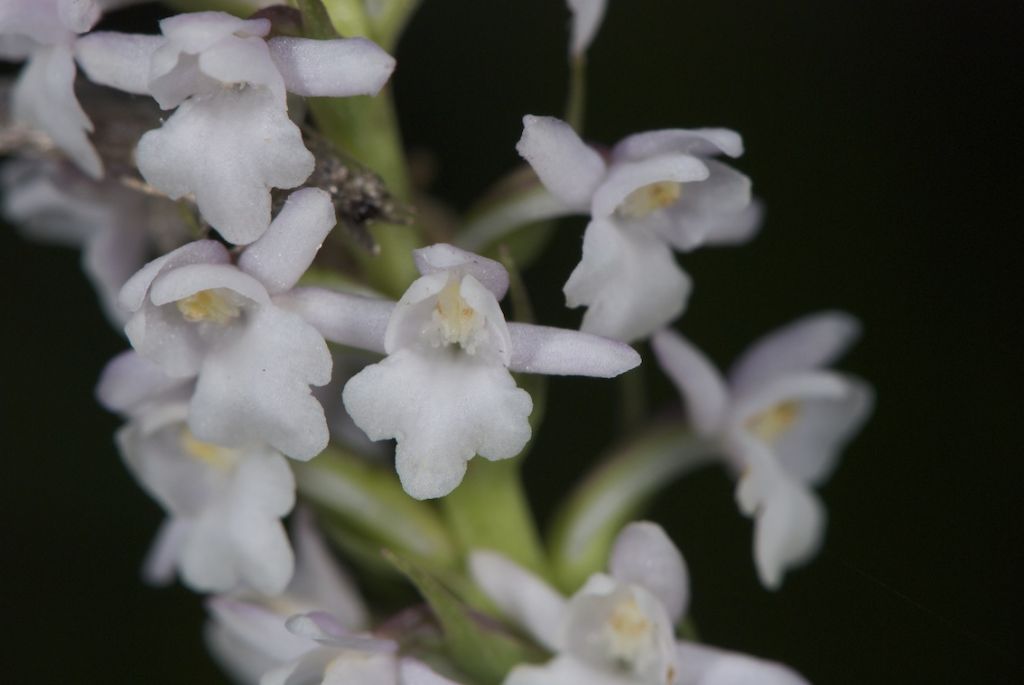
[
  {"xmin": 180, "ymin": 430, "xmax": 238, "ymax": 470},
  {"xmin": 176, "ymin": 289, "xmax": 241, "ymax": 324},
  {"xmin": 433, "ymin": 278, "xmax": 485, "ymax": 351},
  {"xmin": 618, "ymin": 181, "xmax": 683, "ymax": 219},
  {"xmin": 746, "ymin": 401, "xmax": 800, "ymax": 443}
]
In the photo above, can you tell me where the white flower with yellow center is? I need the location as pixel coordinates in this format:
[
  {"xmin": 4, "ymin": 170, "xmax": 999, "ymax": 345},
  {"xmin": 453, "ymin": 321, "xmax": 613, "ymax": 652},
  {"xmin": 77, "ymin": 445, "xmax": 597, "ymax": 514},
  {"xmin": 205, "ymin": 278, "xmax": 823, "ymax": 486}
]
[
  {"xmin": 470, "ymin": 521, "xmax": 809, "ymax": 685},
  {"xmin": 651, "ymin": 313, "xmax": 874, "ymax": 588},
  {"xmin": 516, "ymin": 115, "xmax": 762, "ymax": 342},
  {"xmin": 97, "ymin": 353, "xmax": 295, "ymax": 594},
  {"xmin": 336, "ymin": 244, "xmax": 642, "ymax": 500},
  {"xmin": 74, "ymin": 10, "xmax": 396, "ymax": 244},
  {"xmin": 118, "ymin": 188, "xmax": 338, "ymax": 460}
]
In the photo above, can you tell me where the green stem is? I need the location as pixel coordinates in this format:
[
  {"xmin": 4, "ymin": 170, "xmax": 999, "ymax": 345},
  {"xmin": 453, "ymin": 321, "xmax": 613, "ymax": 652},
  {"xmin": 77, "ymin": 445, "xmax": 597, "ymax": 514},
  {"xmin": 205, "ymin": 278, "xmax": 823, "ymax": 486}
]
[
  {"xmin": 565, "ymin": 56, "xmax": 587, "ymax": 132},
  {"xmin": 369, "ymin": 0, "xmax": 424, "ymax": 51},
  {"xmin": 440, "ymin": 458, "xmax": 550, "ymax": 578},
  {"xmin": 548, "ymin": 425, "xmax": 717, "ymax": 592}
]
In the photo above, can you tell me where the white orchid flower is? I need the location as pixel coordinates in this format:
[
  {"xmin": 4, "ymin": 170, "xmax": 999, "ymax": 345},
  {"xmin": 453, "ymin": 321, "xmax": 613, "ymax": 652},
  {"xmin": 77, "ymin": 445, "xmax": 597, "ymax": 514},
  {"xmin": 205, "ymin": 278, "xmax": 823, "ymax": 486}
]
[
  {"xmin": 118, "ymin": 188, "xmax": 337, "ymax": 460},
  {"xmin": 75, "ymin": 11, "xmax": 396, "ymax": 244},
  {"xmin": 205, "ymin": 510, "xmax": 370, "ymax": 685},
  {"xmin": 260, "ymin": 612, "xmax": 463, "ymax": 685},
  {"xmin": 0, "ymin": 0, "xmax": 137, "ymax": 177},
  {"xmin": 470, "ymin": 521, "xmax": 809, "ymax": 685},
  {"xmin": 651, "ymin": 313, "xmax": 874, "ymax": 588},
  {"xmin": 321, "ymin": 244, "xmax": 640, "ymax": 500},
  {"xmin": 97, "ymin": 351, "xmax": 295, "ymax": 595},
  {"xmin": 1, "ymin": 156, "xmax": 188, "ymax": 324},
  {"xmin": 566, "ymin": 0, "xmax": 608, "ymax": 58},
  {"xmin": 517, "ymin": 115, "xmax": 761, "ymax": 342}
]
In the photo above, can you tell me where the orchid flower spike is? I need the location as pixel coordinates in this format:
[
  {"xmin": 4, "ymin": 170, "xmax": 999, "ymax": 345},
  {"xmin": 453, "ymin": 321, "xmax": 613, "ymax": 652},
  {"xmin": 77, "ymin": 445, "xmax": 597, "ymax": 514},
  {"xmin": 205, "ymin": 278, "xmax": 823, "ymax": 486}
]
[
  {"xmin": 517, "ymin": 115, "xmax": 761, "ymax": 342},
  {"xmin": 0, "ymin": 0, "xmax": 133, "ymax": 177},
  {"xmin": 651, "ymin": 313, "xmax": 874, "ymax": 588},
  {"xmin": 205, "ymin": 510, "xmax": 370, "ymax": 684},
  {"xmin": 328, "ymin": 244, "xmax": 640, "ymax": 500},
  {"xmin": 75, "ymin": 11, "xmax": 396, "ymax": 244},
  {"xmin": 260, "ymin": 612, "xmax": 462, "ymax": 685},
  {"xmin": 1, "ymin": 156, "xmax": 188, "ymax": 324},
  {"xmin": 97, "ymin": 351, "xmax": 296, "ymax": 595},
  {"xmin": 117, "ymin": 188, "xmax": 337, "ymax": 460},
  {"xmin": 470, "ymin": 521, "xmax": 810, "ymax": 685}
]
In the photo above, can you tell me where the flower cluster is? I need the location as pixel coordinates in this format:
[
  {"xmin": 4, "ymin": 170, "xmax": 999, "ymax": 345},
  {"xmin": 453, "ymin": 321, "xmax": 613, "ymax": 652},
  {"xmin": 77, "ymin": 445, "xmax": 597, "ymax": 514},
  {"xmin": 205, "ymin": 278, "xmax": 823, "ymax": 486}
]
[{"xmin": 2, "ymin": 1, "xmax": 872, "ymax": 684}]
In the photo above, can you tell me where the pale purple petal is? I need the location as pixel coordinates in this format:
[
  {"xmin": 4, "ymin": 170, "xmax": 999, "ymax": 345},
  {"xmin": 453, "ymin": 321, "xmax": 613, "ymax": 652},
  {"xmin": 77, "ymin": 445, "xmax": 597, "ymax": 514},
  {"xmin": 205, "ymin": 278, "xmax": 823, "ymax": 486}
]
[
  {"xmin": 566, "ymin": 0, "xmax": 608, "ymax": 57},
  {"xmin": 656, "ymin": 160, "xmax": 753, "ymax": 251},
  {"xmin": 728, "ymin": 311, "xmax": 862, "ymax": 395},
  {"xmin": 74, "ymin": 31, "xmax": 161, "ymax": 95},
  {"xmin": 268, "ymin": 36, "xmax": 395, "ymax": 98},
  {"xmin": 675, "ymin": 641, "xmax": 810, "ymax": 685},
  {"xmin": 239, "ymin": 188, "xmax": 336, "ymax": 295},
  {"xmin": 612, "ymin": 128, "xmax": 745, "ymax": 162},
  {"xmin": 159, "ymin": 12, "xmax": 270, "ymax": 51},
  {"xmin": 57, "ymin": 0, "xmax": 101, "ymax": 33},
  {"xmin": 517, "ymin": 115, "xmax": 605, "ymax": 211},
  {"xmin": 506, "ymin": 656, "xmax": 624, "ymax": 685},
  {"xmin": 564, "ymin": 219, "xmax": 691, "ymax": 342},
  {"xmin": 591, "ymin": 154, "xmax": 709, "ymax": 218},
  {"xmin": 275, "ymin": 287, "xmax": 394, "ymax": 354},
  {"xmin": 609, "ymin": 521, "xmax": 689, "ymax": 624},
  {"xmin": 189, "ymin": 305, "xmax": 331, "ymax": 460},
  {"xmin": 120, "ymin": 240, "xmax": 230, "ymax": 312},
  {"xmin": 342, "ymin": 349, "xmax": 533, "ymax": 500},
  {"xmin": 468, "ymin": 550, "xmax": 567, "ymax": 652},
  {"xmin": 135, "ymin": 87, "xmax": 314, "ymax": 245},
  {"xmin": 650, "ymin": 329, "xmax": 730, "ymax": 436},
  {"xmin": 148, "ymin": 263, "xmax": 271, "ymax": 307},
  {"xmin": 413, "ymin": 243, "xmax": 509, "ymax": 300},
  {"xmin": 83, "ymin": 221, "xmax": 148, "ymax": 324},
  {"xmin": 319, "ymin": 651, "xmax": 396, "ymax": 685},
  {"xmin": 507, "ymin": 323, "xmax": 640, "ymax": 377},
  {"xmin": 12, "ymin": 44, "xmax": 101, "ymax": 178},
  {"xmin": 206, "ymin": 597, "xmax": 315, "ymax": 664},
  {"xmin": 285, "ymin": 613, "xmax": 395, "ymax": 652},
  {"xmin": 703, "ymin": 198, "xmax": 764, "ymax": 247}
]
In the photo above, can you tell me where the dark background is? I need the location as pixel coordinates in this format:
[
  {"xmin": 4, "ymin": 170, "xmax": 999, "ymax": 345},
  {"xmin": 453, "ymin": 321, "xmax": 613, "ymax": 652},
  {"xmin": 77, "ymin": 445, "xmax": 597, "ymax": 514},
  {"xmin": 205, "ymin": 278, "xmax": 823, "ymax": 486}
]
[{"xmin": 3, "ymin": 1, "xmax": 1021, "ymax": 683}]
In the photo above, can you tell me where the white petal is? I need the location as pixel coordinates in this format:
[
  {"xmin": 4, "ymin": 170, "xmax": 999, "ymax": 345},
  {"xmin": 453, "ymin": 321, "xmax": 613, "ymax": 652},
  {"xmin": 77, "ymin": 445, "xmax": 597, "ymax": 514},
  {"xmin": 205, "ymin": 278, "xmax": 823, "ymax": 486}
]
[
  {"xmin": 398, "ymin": 658, "xmax": 464, "ymax": 685},
  {"xmin": 566, "ymin": 0, "xmax": 608, "ymax": 57},
  {"xmin": 275, "ymin": 287, "xmax": 394, "ymax": 354},
  {"xmin": 148, "ymin": 263, "xmax": 270, "ymax": 307},
  {"xmin": 199, "ymin": 34, "xmax": 285, "ymax": 102},
  {"xmin": 288, "ymin": 509, "xmax": 368, "ymax": 631},
  {"xmin": 12, "ymin": 44, "xmax": 101, "ymax": 178},
  {"xmin": 609, "ymin": 522, "xmax": 690, "ymax": 624},
  {"xmin": 206, "ymin": 618, "xmax": 289, "ymax": 685},
  {"xmin": 239, "ymin": 188, "xmax": 336, "ymax": 295},
  {"xmin": 180, "ymin": 451, "xmax": 296, "ymax": 594},
  {"xmin": 189, "ymin": 305, "xmax": 332, "ymax": 460},
  {"xmin": 95, "ymin": 350, "xmax": 186, "ymax": 414},
  {"xmin": 735, "ymin": 372, "xmax": 872, "ymax": 485},
  {"xmin": 135, "ymin": 87, "xmax": 314, "ymax": 245},
  {"xmin": 703, "ymin": 198, "xmax": 764, "ymax": 247},
  {"xmin": 74, "ymin": 31, "xmax": 161, "ymax": 95},
  {"xmin": 650, "ymin": 329, "xmax": 730, "ymax": 435},
  {"xmin": 320, "ymin": 651, "xmax": 397, "ymax": 685},
  {"xmin": 119, "ymin": 239, "xmax": 230, "ymax": 312},
  {"xmin": 507, "ymin": 323, "xmax": 640, "ymax": 377},
  {"xmin": 612, "ymin": 128, "xmax": 745, "ymax": 162},
  {"xmin": 83, "ymin": 221, "xmax": 148, "ymax": 325},
  {"xmin": 458, "ymin": 273, "xmax": 513, "ymax": 365},
  {"xmin": 382, "ymin": 271, "xmax": 448, "ymax": 353},
  {"xmin": 0, "ymin": 0, "xmax": 75, "ymax": 45},
  {"xmin": 728, "ymin": 311, "xmax": 862, "ymax": 395},
  {"xmin": 413, "ymin": 243, "xmax": 509, "ymax": 300},
  {"xmin": 159, "ymin": 12, "xmax": 270, "ymax": 51},
  {"xmin": 141, "ymin": 517, "xmax": 188, "ymax": 586},
  {"xmin": 675, "ymin": 641, "xmax": 810, "ymax": 685},
  {"xmin": 468, "ymin": 550, "xmax": 567, "ymax": 652},
  {"xmin": 285, "ymin": 613, "xmax": 395, "ymax": 653},
  {"xmin": 592, "ymin": 154, "xmax": 709, "ymax": 218},
  {"xmin": 565, "ymin": 219, "xmax": 691, "ymax": 342},
  {"xmin": 57, "ymin": 0, "xmax": 101, "ymax": 34},
  {"xmin": 517, "ymin": 115, "xmax": 605, "ymax": 211},
  {"xmin": 733, "ymin": 440, "xmax": 825, "ymax": 590},
  {"xmin": 268, "ymin": 36, "xmax": 395, "ymax": 98},
  {"xmin": 342, "ymin": 349, "xmax": 533, "ymax": 500},
  {"xmin": 506, "ymin": 656, "xmax": 621, "ymax": 685},
  {"xmin": 657, "ymin": 161, "xmax": 752, "ymax": 251}
]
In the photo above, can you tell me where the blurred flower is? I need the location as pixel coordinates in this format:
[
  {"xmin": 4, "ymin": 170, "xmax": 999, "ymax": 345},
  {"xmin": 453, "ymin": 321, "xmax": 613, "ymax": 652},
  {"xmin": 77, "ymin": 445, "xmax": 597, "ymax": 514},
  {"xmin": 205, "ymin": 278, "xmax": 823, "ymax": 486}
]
[
  {"xmin": 75, "ymin": 11, "xmax": 395, "ymax": 244},
  {"xmin": 517, "ymin": 115, "xmax": 760, "ymax": 342},
  {"xmin": 652, "ymin": 313, "xmax": 873, "ymax": 588},
  {"xmin": 118, "ymin": 188, "xmax": 337, "ymax": 460},
  {"xmin": 1, "ymin": 156, "xmax": 188, "ymax": 324},
  {"xmin": 471, "ymin": 521, "xmax": 809, "ymax": 685},
  {"xmin": 566, "ymin": 0, "xmax": 608, "ymax": 57},
  {"xmin": 339, "ymin": 244, "xmax": 641, "ymax": 499}
]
